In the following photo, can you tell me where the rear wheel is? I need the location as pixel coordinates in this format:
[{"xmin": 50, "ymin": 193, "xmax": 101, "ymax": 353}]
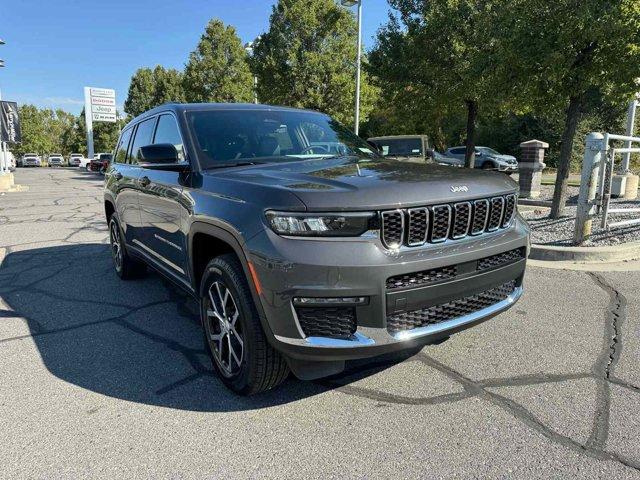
[
  {"xmin": 200, "ymin": 254, "xmax": 289, "ymax": 395},
  {"xmin": 108, "ymin": 216, "xmax": 146, "ymax": 279}
]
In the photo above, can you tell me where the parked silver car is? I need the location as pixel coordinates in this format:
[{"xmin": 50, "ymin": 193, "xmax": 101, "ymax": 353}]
[{"xmin": 445, "ymin": 146, "xmax": 518, "ymax": 172}]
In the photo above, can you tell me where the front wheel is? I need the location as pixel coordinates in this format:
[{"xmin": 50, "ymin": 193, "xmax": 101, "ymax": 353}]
[
  {"xmin": 200, "ymin": 254, "xmax": 289, "ymax": 395},
  {"xmin": 481, "ymin": 161, "xmax": 495, "ymax": 170}
]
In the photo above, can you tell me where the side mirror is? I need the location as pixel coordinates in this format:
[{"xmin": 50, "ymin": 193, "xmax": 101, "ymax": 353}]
[
  {"xmin": 367, "ymin": 140, "xmax": 382, "ymax": 154},
  {"xmin": 476, "ymin": 151, "xmax": 483, "ymax": 157},
  {"xmin": 138, "ymin": 144, "xmax": 189, "ymax": 171},
  {"xmin": 425, "ymin": 148, "xmax": 434, "ymax": 159},
  {"xmin": 139, "ymin": 144, "xmax": 179, "ymax": 165}
]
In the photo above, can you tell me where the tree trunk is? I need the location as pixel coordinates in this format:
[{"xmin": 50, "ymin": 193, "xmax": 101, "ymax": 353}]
[
  {"xmin": 550, "ymin": 96, "xmax": 582, "ymax": 219},
  {"xmin": 464, "ymin": 100, "xmax": 478, "ymax": 168}
]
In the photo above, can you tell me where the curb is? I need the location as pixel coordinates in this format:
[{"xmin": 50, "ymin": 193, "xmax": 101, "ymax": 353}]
[
  {"xmin": 0, "ymin": 185, "xmax": 29, "ymax": 193},
  {"xmin": 529, "ymin": 240, "xmax": 640, "ymax": 262}
]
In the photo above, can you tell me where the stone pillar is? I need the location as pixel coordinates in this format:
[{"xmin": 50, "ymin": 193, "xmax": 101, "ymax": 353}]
[{"xmin": 518, "ymin": 139, "xmax": 548, "ymax": 198}]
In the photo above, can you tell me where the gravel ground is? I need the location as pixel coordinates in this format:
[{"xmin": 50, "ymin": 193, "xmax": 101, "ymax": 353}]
[{"xmin": 521, "ymin": 185, "xmax": 640, "ymax": 246}]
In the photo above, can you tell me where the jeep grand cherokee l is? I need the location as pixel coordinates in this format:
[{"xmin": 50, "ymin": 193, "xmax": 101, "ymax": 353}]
[{"xmin": 104, "ymin": 103, "xmax": 529, "ymax": 395}]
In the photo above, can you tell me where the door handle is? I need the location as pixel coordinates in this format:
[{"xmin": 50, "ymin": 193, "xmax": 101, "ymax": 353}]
[
  {"xmin": 114, "ymin": 172, "xmax": 123, "ymax": 180},
  {"xmin": 139, "ymin": 176, "xmax": 150, "ymax": 187}
]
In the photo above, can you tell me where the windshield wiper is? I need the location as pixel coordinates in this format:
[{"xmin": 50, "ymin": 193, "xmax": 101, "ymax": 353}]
[{"xmin": 203, "ymin": 161, "xmax": 265, "ymax": 170}]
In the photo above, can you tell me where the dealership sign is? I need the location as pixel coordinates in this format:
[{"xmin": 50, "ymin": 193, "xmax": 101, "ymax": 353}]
[
  {"xmin": 84, "ymin": 87, "xmax": 117, "ymax": 123},
  {"xmin": 83, "ymin": 86, "xmax": 117, "ymax": 159},
  {"xmin": 0, "ymin": 101, "xmax": 22, "ymax": 143}
]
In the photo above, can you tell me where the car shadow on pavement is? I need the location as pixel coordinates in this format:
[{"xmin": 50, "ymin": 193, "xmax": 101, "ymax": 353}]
[{"xmin": 0, "ymin": 243, "xmax": 418, "ymax": 411}]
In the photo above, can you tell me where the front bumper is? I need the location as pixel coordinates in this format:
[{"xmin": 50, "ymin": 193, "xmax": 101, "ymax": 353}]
[
  {"xmin": 497, "ymin": 163, "xmax": 518, "ymax": 172},
  {"xmin": 246, "ymin": 217, "xmax": 529, "ymax": 363}
]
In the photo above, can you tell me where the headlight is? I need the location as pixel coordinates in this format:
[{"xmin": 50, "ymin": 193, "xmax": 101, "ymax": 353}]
[{"xmin": 265, "ymin": 211, "xmax": 376, "ymax": 237}]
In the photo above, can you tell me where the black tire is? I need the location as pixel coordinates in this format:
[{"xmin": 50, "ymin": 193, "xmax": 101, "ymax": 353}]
[
  {"xmin": 200, "ymin": 254, "xmax": 289, "ymax": 395},
  {"xmin": 481, "ymin": 161, "xmax": 495, "ymax": 170},
  {"xmin": 108, "ymin": 216, "xmax": 146, "ymax": 280}
]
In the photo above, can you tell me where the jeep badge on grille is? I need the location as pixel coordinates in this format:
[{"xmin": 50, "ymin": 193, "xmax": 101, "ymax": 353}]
[{"xmin": 450, "ymin": 185, "xmax": 469, "ymax": 193}]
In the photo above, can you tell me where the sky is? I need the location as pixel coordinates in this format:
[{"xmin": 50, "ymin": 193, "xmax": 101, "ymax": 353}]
[{"xmin": 0, "ymin": 0, "xmax": 394, "ymax": 115}]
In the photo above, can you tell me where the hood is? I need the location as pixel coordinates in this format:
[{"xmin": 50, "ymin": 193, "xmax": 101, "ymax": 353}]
[
  {"xmin": 489, "ymin": 154, "xmax": 517, "ymax": 163},
  {"xmin": 208, "ymin": 156, "xmax": 518, "ymax": 211}
]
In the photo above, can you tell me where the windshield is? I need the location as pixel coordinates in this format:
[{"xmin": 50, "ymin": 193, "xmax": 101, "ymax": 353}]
[
  {"xmin": 373, "ymin": 138, "xmax": 423, "ymax": 157},
  {"xmin": 478, "ymin": 147, "xmax": 500, "ymax": 155},
  {"xmin": 187, "ymin": 109, "xmax": 380, "ymax": 168}
]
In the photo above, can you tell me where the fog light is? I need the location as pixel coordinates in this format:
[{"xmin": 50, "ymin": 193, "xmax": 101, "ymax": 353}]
[{"xmin": 293, "ymin": 296, "xmax": 369, "ymax": 306}]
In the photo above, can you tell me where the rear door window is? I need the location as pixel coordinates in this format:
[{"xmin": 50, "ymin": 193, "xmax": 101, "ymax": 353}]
[{"xmin": 114, "ymin": 128, "xmax": 133, "ymax": 164}]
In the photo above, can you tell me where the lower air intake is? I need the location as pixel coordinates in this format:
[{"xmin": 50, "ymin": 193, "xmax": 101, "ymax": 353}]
[
  {"xmin": 296, "ymin": 307, "xmax": 357, "ymax": 339},
  {"xmin": 386, "ymin": 280, "xmax": 516, "ymax": 334}
]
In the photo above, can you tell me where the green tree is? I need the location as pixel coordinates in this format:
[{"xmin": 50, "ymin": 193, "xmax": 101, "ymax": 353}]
[
  {"xmin": 370, "ymin": 1, "xmax": 517, "ymax": 167},
  {"xmin": 124, "ymin": 66, "xmax": 185, "ymax": 117},
  {"xmin": 124, "ymin": 68, "xmax": 155, "ymax": 117},
  {"xmin": 251, "ymin": 0, "xmax": 378, "ymax": 128},
  {"xmin": 502, "ymin": 0, "xmax": 640, "ymax": 217},
  {"xmin": 75, "ymin": 109, "xmax": 125, "ymax": 154},
  {"xmin": 183, "ymin": 19, "xmax": 254, "ymax": 103}
]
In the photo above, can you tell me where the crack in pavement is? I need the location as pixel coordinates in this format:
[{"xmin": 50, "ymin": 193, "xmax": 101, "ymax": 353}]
[{"xmin": 2, "ymin": 169, "xmax": 639, "ymax": 473}]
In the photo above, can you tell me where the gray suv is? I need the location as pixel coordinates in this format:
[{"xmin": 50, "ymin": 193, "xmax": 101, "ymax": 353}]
[{"xmin": 104, "ymin": 103, "xmax": 529, "ymax": 395}]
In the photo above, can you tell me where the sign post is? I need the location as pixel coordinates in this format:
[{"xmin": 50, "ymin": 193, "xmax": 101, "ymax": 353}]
[{"xmin": 83, "ymin": 87, "xmax": 117, "ymax": 160}]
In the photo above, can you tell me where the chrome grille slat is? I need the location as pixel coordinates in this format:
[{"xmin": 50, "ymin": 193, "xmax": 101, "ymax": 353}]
[
  {"xmin": 487, "ymin": 196, "xmax": 505, "ymax": 231},
  {"xmin": 407, "ymin": 207, "xmax": 429, "ymax": 246},
  {"xmin": 430, "ymin": 205, "xmax": 451, "ymax": 243},
  {"xmin": 502, "ymin": 194, "xmax": 517, "ymax": 227},
  {"xmin": 380, "ymin": 193, "xmax": 516, "ymax": 248},
  {"xmin": 381, "ymin": 210, "xmax": 404, "ymax": 248},
  {"xmin": 451, "ymin": 202, "xmax": 472, "ymax": 239},
  {"xmin": 471, "ymin": 199, "xmax": 489, "ymax": 235}
]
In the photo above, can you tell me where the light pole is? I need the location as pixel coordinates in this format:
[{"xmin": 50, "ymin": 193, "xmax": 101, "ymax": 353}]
[
  {"xmin": 341, "ymin": 0, "xmax": 362, "ymax": 136},
  {"xmin": 244, "ymin": 42, "xmax": 258, "ymax": 104}
]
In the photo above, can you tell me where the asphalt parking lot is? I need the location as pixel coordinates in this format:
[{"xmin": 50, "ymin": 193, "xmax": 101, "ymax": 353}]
[{"xmin": 1, "ymin": 168, "xmax": 640, "ymax": 478}]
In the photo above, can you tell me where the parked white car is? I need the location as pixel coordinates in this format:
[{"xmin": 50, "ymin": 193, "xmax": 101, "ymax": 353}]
[
  {"xmin": 445, "ymin": 146, "xmax": 518, "ymax": 172},
  {"xmin": 68, "ymin": 153, "xmax": 83, "ymax": 167},
  {"xmin": 47, "ymin": 154, "xmax": 65, "ymax": 167},
  {"xmin": 79, "ymin": 156, "xmax": 92, "ymax": 171},
  {"xmin": 22, "ymin": 153, "xmax": 42, "ymax": 167}
]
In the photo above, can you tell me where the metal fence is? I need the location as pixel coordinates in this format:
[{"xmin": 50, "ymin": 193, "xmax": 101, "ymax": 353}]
[{"xmin": 574, "ymin": 132, "xmax": 640, "ymax": 244}]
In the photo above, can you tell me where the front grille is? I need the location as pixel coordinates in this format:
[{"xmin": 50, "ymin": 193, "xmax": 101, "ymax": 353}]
[
  {"xmin": 386, "ymin": 248, "xmax": 525, "ymax": 291},
  {"xmin": 487, "ymin": 197, "xmax": 505, "ymax": 231},
  {"xmin": 387, "ymin": 280, "xmax": 517, "ymax": 334},
  {"xmin": 380, "ymin": 193, "xmax": 517, "ymax": 248},
  {"xmin": 407, "ymin": 208, "xmax": 429, "ymax": 246},
  {"xmin": 502, "ymin": 194, "xmax": 516, "ymax": 227},
  {"xmin": 386, "ymin": 265, "xmax": 457, "ymax": 290},
  {"xmin": 451, "ymin": 202, "xmax": 471, "ymax": 239},
  {"xmin": 296, "ymin": 307, "xmax": 357, "ymax": 339},
  {"xmin": 430, "ymin": 205, "xmax": 451, "ymax": 242},
  {"xmin": 477, "ymin": 248, "xmax": 525, "ymax": 271},
  {"xmin": 471, "ymin": 199, "xmax": 489, "ymax": 235},
  {"xmin": 381, "ymin": 210, "xmax": 404, "ymax": 248}
]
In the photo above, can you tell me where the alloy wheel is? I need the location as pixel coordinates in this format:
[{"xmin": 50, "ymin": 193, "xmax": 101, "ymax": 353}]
[
  {"xmin": 205, "ymin": 281, "xmax": 244, "ymax": 377},
  {"xmin": 109, "ymin": 221, "xmax": 123, "ymax": 272}
]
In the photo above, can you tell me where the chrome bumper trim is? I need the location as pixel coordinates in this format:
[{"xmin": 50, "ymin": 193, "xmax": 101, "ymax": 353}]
[
  {"xmin": 391, "ymin": 286, "xmax": 523, "ymax": 340},
  {"xmin": 275, "ymin": 286, "xmax": 523, "ymax": 349}
]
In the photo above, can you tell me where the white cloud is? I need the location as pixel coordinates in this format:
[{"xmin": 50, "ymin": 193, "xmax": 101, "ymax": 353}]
[{"xmin": 44, "ymin": 97, "xmax": 84, "ymax": 105}]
